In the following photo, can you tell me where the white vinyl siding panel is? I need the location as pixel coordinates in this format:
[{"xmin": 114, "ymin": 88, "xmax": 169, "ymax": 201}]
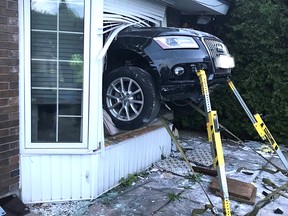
[
  {"xmin": 104, "ymin": 0, "xmax": 166, "ymax": 26},
  {"xmin": 21, "ymin": 126, "xmax": 171, "ymax": 203}
]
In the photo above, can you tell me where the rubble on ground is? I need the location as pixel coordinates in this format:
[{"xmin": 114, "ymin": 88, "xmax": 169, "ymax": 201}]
[{"xmin": 28, "ymin": 131, "xmax": 288, "ymax": 216}]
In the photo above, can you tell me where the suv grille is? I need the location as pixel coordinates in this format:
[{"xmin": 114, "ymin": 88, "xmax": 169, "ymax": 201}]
[
  {"xmin": 203, "ymin": 38, "xmax": 231, "ymax": 75},
  {"xmin": 204, "ymin": 38, "xmax": 229, "ymax": 57}
]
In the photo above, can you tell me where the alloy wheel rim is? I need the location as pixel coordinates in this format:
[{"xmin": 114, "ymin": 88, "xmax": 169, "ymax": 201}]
[{"xmin": 106, "ymin": 77, "xmax": 144, "ymax": 121}]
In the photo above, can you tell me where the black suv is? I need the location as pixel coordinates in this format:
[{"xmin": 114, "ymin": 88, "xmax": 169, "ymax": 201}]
[{"xmin": 103, "ymin": 27, "xmax": 234, "ymax": 130}]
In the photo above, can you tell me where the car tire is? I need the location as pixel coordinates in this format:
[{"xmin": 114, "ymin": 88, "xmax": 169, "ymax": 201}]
[{"xmin": 103, "ymin": 66, "xmax": 161, "ymax": 130}]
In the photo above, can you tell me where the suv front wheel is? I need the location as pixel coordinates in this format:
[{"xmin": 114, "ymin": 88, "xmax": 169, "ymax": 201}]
[{"xmin": 103, "ymin": 66, "xmax": 160, "ymax": 130}]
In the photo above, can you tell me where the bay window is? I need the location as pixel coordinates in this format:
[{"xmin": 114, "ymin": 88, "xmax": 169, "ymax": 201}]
[{"xmin": 24, "ymin": 0, "xmax": 90, "ymax": 148}]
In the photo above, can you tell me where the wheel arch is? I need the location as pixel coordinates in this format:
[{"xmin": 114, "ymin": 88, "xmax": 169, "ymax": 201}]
[{"xmin": 105, "ymin": 49, "xmax": 161, "ymax": 87}]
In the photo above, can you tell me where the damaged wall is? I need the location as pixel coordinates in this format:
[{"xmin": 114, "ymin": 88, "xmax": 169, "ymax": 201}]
[{"xmin": 0, "ymin": 0, "xmax": 20, "ymax": 197}]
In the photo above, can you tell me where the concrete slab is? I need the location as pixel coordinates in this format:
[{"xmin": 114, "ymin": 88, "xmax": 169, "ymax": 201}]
[
  {"xmin": 84, "ymin": 181, "xmax": 183, "ymax": 216},
  {"xmin": 153, "ymin": 200, "xmax": 206, "ymax": 216}
]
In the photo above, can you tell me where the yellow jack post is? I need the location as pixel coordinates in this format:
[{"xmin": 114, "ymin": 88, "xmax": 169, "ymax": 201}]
[
  {"xmin": 197, "ymin": 70, "xmax": 231, "ymax": 216},
  {"xmin": 227, "ymin": 79, "xmax": 288, "ymax": 172}
]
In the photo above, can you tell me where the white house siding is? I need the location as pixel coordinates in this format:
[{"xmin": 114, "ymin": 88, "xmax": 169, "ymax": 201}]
[
  {"xmin": 21, "ymin": 126, "xmax": 171, "ymax": 203},
  {"xmin": 19, "ymin": 0, "xmax": 172, "ymax": 204},
  {"xmin": 104, "ymin": 0, "xmax": 166, "ymax": 26},
  {"xmin": 21, "ymin": 155, "xmax": 93, "ymax": 202}
]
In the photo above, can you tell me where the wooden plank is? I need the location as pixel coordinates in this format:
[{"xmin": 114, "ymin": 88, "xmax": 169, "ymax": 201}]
[
  {"xmin": 209, "ymin": 177, "xmax": 257, "ymax": 205},
  {"xmin": 193, "ymin": 166, "xmax": 217, "ymax": 176},
  {"xmin": 104, "ymin": 123, "xmax": 163, "ymax": 146}
]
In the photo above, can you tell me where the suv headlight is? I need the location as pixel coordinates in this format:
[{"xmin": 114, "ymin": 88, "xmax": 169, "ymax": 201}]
[
  {"xmin": 153, "ymin": 36, "xmax": 199, "ymax": 49},
  {"xmin": 215, "ymin": 55, "xmax": 235, "ymax": 69}
]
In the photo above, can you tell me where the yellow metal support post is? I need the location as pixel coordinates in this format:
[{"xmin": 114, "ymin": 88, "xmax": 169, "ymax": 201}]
[
  {"xmin": 227, "ymin": 79, "xmax": 288, "ymax": 172},
  {"xmin": 197, "ymin": 70, "xmax": 231, "ymax": 216}
]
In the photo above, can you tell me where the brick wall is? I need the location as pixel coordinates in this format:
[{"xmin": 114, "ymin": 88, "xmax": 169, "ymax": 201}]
[{"xmin": 0, "ymin": 0, "xmax": 19, "ymax": 197}]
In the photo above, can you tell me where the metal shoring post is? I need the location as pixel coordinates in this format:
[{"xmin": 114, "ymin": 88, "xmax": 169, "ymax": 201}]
[
  {"xmin": 197, "ymin": 69, "xmax": 231, "ymax": 216},
  {"xmin": 197, "ymin": 70, "xmax": 212, "ymax": 142},
  {"xmin": 227, "ymin": 79, "xmax": 256, "ymax": 124},
  {"xmin": 227, "ymin": 79, "xmax": 288, "ymax": 172}
]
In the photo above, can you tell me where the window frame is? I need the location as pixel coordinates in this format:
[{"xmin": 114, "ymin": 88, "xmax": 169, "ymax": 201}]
[{"xmin": 23, "ymin": 0, "xmax": 91, "ymax": 150}]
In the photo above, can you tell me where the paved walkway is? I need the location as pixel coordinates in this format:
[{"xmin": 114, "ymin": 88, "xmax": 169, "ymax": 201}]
[{"xmin": 83, "ymin": 131, "xmax": 288, "ymax": 216}]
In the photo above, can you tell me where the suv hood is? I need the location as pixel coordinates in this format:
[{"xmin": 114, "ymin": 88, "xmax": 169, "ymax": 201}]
[{"xmin": 118, "ymin": 27, "xmax": 220, "ymax": 40}]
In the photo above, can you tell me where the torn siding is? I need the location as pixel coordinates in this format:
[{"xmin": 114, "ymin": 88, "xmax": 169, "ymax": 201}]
[
  {"xmin": 104, "ymin": 0, "xmax": 165, "ymax": 26},
  {"xmin": 99, "ymin": 0, "xmax": 166, "ymax": 59}
]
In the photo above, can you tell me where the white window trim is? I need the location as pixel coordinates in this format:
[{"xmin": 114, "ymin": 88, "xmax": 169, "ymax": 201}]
[
  {"xmin": 19, "ymin": 0, "xmax": 104, "ymax": 154},
  {"xmin": 87, "ymin": 0, "xmax": 104, "ymax": 153}
]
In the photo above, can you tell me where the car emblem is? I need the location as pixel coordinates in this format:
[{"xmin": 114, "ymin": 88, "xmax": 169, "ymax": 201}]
[{"xmin": 215, "ymin": 43, "xmax": 224, "ymax": 53}]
